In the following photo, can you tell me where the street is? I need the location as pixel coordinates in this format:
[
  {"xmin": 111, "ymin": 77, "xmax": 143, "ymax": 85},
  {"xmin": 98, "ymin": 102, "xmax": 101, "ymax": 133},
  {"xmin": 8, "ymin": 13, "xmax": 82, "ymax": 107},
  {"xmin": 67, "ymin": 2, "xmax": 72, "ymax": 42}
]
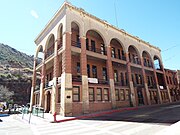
[{"xmin": 0, "ymin": 102, "xmax": 180, "ymax": 135}]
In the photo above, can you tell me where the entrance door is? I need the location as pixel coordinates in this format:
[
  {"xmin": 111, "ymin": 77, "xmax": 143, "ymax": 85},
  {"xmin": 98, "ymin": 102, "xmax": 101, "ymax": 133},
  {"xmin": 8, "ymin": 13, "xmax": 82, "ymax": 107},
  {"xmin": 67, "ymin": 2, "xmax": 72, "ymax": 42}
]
[
  {"xmin": 137, "ymin": 88, "xmax": 144, "ymax": 106},
  {"xmin": 46, "ymin": 91, "xmax": 51, "ymax": 113}
]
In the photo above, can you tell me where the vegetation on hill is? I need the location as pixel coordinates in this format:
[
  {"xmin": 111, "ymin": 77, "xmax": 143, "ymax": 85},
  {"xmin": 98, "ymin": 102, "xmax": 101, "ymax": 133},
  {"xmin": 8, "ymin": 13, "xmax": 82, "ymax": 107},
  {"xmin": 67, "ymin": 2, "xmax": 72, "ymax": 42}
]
[{"xmin": 0, "ymin": 43, "xmax": 34, "ymax": 68}]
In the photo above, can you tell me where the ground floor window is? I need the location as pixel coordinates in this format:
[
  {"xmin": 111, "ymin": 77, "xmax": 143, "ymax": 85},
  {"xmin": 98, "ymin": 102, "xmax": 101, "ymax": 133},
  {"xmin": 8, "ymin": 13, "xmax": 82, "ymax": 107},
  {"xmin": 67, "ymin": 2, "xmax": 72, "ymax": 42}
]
[
  {"xmin": 104, "ymin": 88, "xmax": 109, "ymax": 101},
  {"xmin": 97, "ymin": 88, "xmax": 102, "ymax": 101},
  {"xmin": 125, "ymin": 89, "xmax": 129, "ymax": 100},
  {"xmin": 120, "ymin": 89, "xmax": 125, "ymax": 101},
  {"xmin": 89, "ymin": 87, "xmax": 95, "ymax": 102},
  {"xmin": 115, "ymin": 89, "xmax": 119, "ymax": 101},
  {"xmin": 73, "ymin": 86, "xmax": 80, "ymax": 102}
]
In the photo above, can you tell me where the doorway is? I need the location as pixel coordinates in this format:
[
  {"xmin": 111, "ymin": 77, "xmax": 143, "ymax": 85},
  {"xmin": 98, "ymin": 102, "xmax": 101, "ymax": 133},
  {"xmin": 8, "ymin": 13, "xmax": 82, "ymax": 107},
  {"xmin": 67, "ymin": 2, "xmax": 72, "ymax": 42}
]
[
  {"xmin": 46, "ymin": 91, "xmax": 51, "ymax": 113},
  {"xmin": 137, "ymin": 88, "xmax": 144, "ymax": 106}
]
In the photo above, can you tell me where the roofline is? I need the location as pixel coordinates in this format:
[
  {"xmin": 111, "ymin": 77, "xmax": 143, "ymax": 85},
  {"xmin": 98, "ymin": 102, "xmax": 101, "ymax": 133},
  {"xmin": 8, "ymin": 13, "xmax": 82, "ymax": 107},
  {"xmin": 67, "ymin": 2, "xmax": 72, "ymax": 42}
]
[{"xmin": 34, "ymin": 1, "xmax": 161, "ymax": 52}]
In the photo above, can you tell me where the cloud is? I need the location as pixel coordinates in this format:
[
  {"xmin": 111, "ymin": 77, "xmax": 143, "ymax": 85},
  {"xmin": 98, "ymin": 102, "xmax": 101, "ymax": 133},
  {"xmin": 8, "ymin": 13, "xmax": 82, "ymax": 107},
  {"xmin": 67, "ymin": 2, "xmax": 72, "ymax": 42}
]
[{"xmin": 30, "ymin": 10, "xmax": 39, "ymax": 19}]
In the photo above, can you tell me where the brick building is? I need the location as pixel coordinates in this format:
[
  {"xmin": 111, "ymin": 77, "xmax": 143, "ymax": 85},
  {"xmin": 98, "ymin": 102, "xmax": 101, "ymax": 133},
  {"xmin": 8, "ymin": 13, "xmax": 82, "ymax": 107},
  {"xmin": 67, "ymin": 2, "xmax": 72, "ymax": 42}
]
[
  {"xmin": 30, "ymin": 2, "xmax": 172, "ymax": 116},
  {"xmin": 165, "ymin": 69, "xmax": 180, "ymax": 101}
]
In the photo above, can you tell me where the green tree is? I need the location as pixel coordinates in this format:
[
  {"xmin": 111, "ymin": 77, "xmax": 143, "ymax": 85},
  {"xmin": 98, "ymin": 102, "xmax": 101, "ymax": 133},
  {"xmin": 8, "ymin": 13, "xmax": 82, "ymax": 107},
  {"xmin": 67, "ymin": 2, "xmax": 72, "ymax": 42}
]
[{"xmin": 0, "ymin": 85, "xmax": 14, "ymax": 103}]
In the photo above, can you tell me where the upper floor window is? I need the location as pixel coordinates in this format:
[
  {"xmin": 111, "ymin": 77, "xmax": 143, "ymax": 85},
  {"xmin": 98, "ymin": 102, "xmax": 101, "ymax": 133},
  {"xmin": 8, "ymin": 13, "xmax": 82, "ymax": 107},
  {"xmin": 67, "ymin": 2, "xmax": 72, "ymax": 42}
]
[
  {"xmin": 111, "ymin": 47, "xmax": 116, "ymax": 58},
  {"xmin": 87, "ymin": 64, "xmax": 90, "ymax": 77},
  {"xmin": 114, "ymin": 70, "xmax": 118, "ymax": 82},
  {"xmin": 91, "ymin": 40, "xmax": 96, "ymax": 52},
  {"xmin": 102, "ymin": 67, "xmax": 107, "ymax": 81},
  {"xmin": 101, "ymin": 44, "xmax": 105, "ymax": 55},
  {"xmin": 86, "ymin": 38, "xmax": 89, "ymax": 50},
  {"xmin": 92, "ymin": 65, "xmax": 97, "ymax": 78},
  {"xmin": 77, "ymin": 62, "xmax": 80, "ymax": 74}
]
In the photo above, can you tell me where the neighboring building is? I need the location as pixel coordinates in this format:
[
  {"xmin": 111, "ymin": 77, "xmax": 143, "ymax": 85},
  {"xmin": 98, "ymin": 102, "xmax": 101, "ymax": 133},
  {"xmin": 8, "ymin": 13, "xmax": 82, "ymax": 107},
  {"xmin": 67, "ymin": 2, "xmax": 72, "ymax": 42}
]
[
  {"xmin": 165, "ymin": 69, "xmax": 180, "ymax": 101},
  {"xmin": 30, "ymin": 2, "xmax": 173, "ymax": 116}
]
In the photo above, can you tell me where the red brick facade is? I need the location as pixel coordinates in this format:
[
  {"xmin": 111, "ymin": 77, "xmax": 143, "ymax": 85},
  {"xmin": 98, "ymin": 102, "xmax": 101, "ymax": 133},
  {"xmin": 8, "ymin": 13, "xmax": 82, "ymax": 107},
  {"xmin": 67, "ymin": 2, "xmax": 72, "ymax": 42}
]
[{"xmin": 30, "ymin": 2, "xmax": 179, "ymax": 116}]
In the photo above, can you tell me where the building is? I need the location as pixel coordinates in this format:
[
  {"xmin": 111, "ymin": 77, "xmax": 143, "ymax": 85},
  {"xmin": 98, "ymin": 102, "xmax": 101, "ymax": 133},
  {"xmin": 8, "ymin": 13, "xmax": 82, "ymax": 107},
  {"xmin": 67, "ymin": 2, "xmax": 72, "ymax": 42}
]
[
  {"xmin": 30, "ymin": 2, "xmax": 172, "ymax": 116},
  {"xmin": 165, "ymin": 69, "xmax": 180, "ymax": 101}
]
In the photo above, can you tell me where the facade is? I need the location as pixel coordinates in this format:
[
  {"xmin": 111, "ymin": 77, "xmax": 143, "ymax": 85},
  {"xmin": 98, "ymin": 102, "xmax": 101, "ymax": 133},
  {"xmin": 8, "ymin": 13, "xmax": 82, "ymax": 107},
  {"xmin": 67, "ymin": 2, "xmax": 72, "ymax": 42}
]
[
  {"xmin": 30, "ymin": 2, "xmax": 172, "ymax": 116},
  {"xmin": 165, "ymin": 69, "xmax": 180, "ymax": 101}
]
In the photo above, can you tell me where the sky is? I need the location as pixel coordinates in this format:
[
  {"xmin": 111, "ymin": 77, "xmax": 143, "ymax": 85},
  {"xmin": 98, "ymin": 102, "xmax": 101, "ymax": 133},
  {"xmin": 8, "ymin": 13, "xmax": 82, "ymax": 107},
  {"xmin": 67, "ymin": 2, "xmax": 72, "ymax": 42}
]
[{"xmin": 0, "ymin": 0, "xmax": 180, "ymax": 70}]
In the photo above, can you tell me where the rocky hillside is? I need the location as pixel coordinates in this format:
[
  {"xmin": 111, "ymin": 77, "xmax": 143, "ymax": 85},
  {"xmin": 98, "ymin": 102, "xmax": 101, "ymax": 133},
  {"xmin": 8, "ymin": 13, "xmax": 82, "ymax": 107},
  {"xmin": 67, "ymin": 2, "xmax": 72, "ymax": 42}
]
[{"xmin": 0, "ymin": 43, "xmax": 34, "ymax": 68}]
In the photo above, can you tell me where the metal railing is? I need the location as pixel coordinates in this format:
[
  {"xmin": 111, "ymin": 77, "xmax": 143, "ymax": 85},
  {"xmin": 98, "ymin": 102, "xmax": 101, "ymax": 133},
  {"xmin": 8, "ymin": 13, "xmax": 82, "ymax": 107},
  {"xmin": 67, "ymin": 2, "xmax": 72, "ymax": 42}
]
[
  {"xmin": 87, "ymin": 46, "xmax": 107, "ymax": 55},
  {"xmin": 32, "ymin": 106, "xmax": 44, "ymax": 118},
  {"xmin": 71, "ymin": 40, "xmax": 81, "ymax": 48}
]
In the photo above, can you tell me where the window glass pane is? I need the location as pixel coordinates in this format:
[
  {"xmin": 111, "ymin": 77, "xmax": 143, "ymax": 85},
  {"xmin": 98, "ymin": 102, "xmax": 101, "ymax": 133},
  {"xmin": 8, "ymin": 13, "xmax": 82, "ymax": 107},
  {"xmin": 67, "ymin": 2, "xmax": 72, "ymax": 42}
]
[
  {"xmin": 115, "ymin": 89, "xmax": 119, "ymax": 101},
  {"xmin": 120, "ymin": 89, "xmax": 125, "ymax": 101},
  {"xmin": 89, "ymin": 87, "xmax": 94, "ymax": 101},
  {"xmin": 125, "ymin": 89, "xmax": 129, "ymax": 100},
  {"xmin": 104, "ymin": 88, "xmax": 109, "ymax": 101},
  {"xmin": 73, "ymin": 86, "xmax": 80, "ymax": 102},
  {"xmin": 97, "ymin": 88, "xmax": 102, "ymax": 101}
]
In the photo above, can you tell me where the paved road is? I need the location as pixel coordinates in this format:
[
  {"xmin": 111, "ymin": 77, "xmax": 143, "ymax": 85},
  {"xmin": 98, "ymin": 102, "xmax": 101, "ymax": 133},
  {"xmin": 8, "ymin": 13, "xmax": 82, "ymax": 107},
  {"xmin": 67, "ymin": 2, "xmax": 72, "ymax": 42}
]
[
  {"xmin": 83, "ymin": 102, "xmax": 180, "ymax": 125},
  {"xmin": 0, "ymin": 102, "xmax": 180, "ymax": 135}
]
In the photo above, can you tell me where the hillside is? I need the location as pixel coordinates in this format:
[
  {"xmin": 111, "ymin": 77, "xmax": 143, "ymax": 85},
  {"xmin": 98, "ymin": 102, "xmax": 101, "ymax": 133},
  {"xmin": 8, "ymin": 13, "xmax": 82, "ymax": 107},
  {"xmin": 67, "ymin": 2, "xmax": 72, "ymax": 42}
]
[{"xmin": 0, "ymin": 43, "xmax": 34, "ymax": 68}]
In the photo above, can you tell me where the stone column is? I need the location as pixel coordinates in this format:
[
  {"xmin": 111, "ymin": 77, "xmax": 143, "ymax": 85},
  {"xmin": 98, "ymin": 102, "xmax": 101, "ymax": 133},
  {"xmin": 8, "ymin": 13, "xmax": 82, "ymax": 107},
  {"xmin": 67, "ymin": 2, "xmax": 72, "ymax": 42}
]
[
  {"xmin": 126, "ymin": 52, "xmax": 136, "ymax": 107},
  {"xmin": 153, "ymin": 66, "xmax": 162, "ymax": 104},
  {"xmin": 52, "ymin": 41, "xmax": 59, "ymax": 114},
  {"xmin": 106, "ymin": 45, "xmax": 116, "ymax": 108},
  {"xmin": 162, "ymin": 66, "xmax": 172, "ymax": 102},
  {"xmin": 60, "ymin": 32, "xmax": 73, "ymax": 116},
  {"xmin": 80, "ymin": 36, "xmax": 89, "ymax": 114},
  {"xmin": 39, "ymin": 54, "xmax": 46, "ymax": 107},
  {"xmin": 30, "ymin": 58, "xmax": 37, "ymax": 112},
  {"xmin": 141, "ymin": 58, "xmax": 151, "ymax": 105}
]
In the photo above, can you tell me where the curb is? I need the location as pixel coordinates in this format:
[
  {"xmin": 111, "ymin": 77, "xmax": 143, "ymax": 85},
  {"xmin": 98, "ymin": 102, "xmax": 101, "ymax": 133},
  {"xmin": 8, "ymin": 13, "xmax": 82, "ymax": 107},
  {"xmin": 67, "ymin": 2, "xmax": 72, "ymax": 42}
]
[{"xmin": 55, "ymin": 107, "xmax": 138, "ymax": 123}]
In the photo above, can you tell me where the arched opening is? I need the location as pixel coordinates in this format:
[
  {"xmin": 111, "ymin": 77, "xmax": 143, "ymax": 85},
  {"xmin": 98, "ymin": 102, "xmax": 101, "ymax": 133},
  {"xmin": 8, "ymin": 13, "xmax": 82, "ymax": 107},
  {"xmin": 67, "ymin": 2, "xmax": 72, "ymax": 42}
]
[
  {"xmin": 153, "ymin": 56, "xmax": 162, "ymax": 70},
  {"xmin": 110, "ymin": 38, "xmax": 126, "ymax": 60},
  {"xmin": 45, "ymin": 34, "xmax": 55, "ymax": 59},
  {"xmin": 142, "ymin": 51, "xmax": 152, "ymax": 68},
  {"xmin": 71, "ymin": 22, "xmax": 81, "ymax": 48},
  {"xmin": 128, "ymin": 45, "xmax": 141, "ymax": 65},
  {"xmin": 86, "ymin": 30, "xmax": 106, "ymax": 55},
  {"xmin": 46, "ymin": 91, "xmax": 51, "ymax": 113},
  {"xmin": 36, "ymin": 45, "xmax": 43, "ymax": 66},
  {"xmin": 57, "ymin": 25, "xmax": 63, "ymax": 50}
]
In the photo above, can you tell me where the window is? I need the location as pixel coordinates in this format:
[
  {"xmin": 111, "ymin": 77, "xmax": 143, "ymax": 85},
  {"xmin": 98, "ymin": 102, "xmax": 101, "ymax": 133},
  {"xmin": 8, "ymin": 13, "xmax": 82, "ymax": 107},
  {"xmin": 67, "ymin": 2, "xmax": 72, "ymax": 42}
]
[
  {"xmin": 76, "ymin": 35, "xmax": 80, "ymax": 47},
  {"xmin": 77, "ymin": 62, "xmax": 80, "ymax": 74},
  {"xmin": 147, "ymin": 76, "xmax": 151, "ymax": 86},
  {"xmin": 166, "ymin": 76, "xmax": 169, "ymax": 84},
  {"xmin": 111, "ymin": 47, "xmax": 116, "ymax": 58},
  {"xmin": 87, "ymin": 64, "xmax": 90, "ymax": 77},
  {"xmin": 144, "ymin": 58, "xmax": 147, "ymax": 66},
  {"xmin": 115, "ymin": 89, "xmax": 119, "ymax": 101},
  {"xmin": 120, "ymin": 89, "xmax": 125, "ymax": 101},
  {"xmin": 131, "ymin": 74, "xmax": 135, "ymax": 84},
  {"xmin": 97, "ymin": 88, "xmax": 102, "ymax": 101},
  {"xmin": 125, "ymin": 89, "xmax": 129, "ymax": 100},
  {"xmin": 102, "ymin": 67, "xmax": 107, "ymax": 81},
  {"xmin": 135, "ymin": 74, "xmax": 139, "ymax": 84},
  {"xmin": 86, "ymin": 38, "xmax": 89, "ymax": 50},
  {"xmin": 104, "ymin": 88, "xmax": 109, "ymax": 101},
  {"xmin": 169, "ymin": 76, "xmax": 172, "ymax": 84},
  {"xmin": 121, "ymin": 72, "xmax": 124, "ymax": 86},
  {"xmin": 89, "ymin": 87, "xmax": 95, "ymax": 101},
  {"xmin": 114, "ymin": 70, "xmax": 118, "ymax": 82},
  {"xmin": 73, "ymin": 86, "xmax": 80, "ymax": 102},
  {"xmin": 139, "ymin": 75, "xmax": 143, "ymax": 84},
  {"xmin": 125, "ymin": 72, "xmax": 128, "ymax": 86},
  {"xmin": 121, "ymin": 50, "xmax": 125, "ymax": 60},
  {"xmin": 91, "ymin": 40, "xmax": 96, "ymax": 52},
  {"xmin": 92, "ymin": 65, "xmax": 97, "ymax": 78},
  {"xmin": 118, "ymin": 49, "xmax": 121, "ymax": 59},
  {"xmin": 101, "ymin": 44, "xmax": 105, "ymax": 55}
]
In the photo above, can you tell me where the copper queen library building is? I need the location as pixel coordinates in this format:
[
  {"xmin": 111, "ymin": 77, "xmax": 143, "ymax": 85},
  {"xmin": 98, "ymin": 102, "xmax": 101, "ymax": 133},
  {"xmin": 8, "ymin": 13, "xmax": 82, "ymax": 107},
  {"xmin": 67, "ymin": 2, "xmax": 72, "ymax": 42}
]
[{"xmin": 30, "ymin": 2, "xmax": 174, "ymax": 116}]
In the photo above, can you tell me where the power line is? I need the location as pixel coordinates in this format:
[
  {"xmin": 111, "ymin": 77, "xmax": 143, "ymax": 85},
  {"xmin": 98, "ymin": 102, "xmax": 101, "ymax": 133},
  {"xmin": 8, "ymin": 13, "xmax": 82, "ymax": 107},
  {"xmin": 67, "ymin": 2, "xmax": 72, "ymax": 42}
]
[
  {"xmin": 114, "ymin": 0, "xmax": 119, "ymax": 28},
  {"xmin": 162, "ymin": 45, "xmax": 179, "ymax": 52}
]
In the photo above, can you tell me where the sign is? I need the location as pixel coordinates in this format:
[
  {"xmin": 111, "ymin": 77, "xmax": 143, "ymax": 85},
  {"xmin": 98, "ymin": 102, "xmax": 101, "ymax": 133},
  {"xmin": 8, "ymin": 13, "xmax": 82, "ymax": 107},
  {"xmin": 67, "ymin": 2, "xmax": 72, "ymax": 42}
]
[{"xmin": 88, "ymin": 78, "xmax": 98, "ymax": 83}]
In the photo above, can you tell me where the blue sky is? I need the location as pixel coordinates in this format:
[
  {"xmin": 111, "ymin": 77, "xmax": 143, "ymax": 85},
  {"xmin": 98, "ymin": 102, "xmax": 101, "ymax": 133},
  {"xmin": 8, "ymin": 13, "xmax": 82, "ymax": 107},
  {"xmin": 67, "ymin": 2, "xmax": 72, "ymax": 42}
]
[{"xmin": 0, "ymin": 0, "xmax": 179, "ymax": 70}]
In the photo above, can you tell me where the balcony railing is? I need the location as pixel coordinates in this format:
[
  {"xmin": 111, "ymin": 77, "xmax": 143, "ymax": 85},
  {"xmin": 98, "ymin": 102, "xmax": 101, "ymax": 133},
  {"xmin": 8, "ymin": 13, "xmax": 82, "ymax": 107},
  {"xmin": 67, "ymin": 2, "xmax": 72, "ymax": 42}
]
[
  {"xmin": 71, "ymin": 40, "xmax": 81, "ymax": 48},
  {"xmin": 45, "ymin": 51, "xmax": 54, "ymax": 59},
  {"xmin": 98, "ymin": 79, "xmax": 109, "ymax": 85},
  {"xmin": 72, "ymin": 75, "xmax": 82, "ymax": 82},
  {"xmin": 112, "ymin": 53, "xmax": 126, "ymax": 61},
  {"xmin": 87, "ymin": 46, "xmax": 107, "ymax": 55}
]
